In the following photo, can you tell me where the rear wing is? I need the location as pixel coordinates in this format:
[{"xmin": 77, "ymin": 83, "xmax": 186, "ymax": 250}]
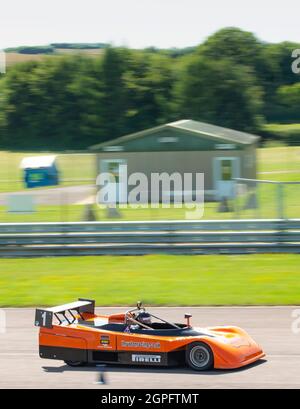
[{"xmin": 35, "ymin": 298, "xmax": 95, "ymax": 329}]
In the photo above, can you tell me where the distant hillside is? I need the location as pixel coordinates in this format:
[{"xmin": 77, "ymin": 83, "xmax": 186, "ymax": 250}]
[
  {"xmin": 5, "ymin": 43, "xmax": 109, "ymax": 67},
  {"xmin": 50, "ymin": 43, "xmax": 109, "ymax": 50},
  {"xmin": 6, "ymin": 52, "xmax": 49, "ymax": 67},
  {"xmin": 6, "ymin": 43, "xmax": 109, "ymax": 54}
]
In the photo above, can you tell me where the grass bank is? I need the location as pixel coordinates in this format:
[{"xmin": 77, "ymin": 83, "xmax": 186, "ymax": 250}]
[{"xmin": 0, "ymin": 254, "xmax": 299, "ymax": 306}]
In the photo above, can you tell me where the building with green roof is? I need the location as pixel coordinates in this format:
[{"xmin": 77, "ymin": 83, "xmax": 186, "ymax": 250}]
[{"xmin": 90, "ymin": 120, "xmax": 260, "ymax": 202}]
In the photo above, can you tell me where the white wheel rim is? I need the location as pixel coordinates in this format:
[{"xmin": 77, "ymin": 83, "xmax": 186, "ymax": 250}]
[{"xmin": 190, "ymin": 345, "xmax": 210, "ymax": 368}]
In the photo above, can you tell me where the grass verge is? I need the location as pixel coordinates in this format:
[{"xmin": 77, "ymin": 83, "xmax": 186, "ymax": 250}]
[{"xmin": 0, "ymin": 254, "xmax": 299, "ymax": 307}]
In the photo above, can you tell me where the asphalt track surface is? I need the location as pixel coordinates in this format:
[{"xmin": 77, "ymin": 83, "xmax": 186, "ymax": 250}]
[{"xmin": 1, "ymin": 307, "xmax": 299, "ymax": 389}]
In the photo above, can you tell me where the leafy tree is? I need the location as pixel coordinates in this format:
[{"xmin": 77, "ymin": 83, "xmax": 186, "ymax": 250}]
[
  {"xmin": 277, "ymin": 83, "xmax": 300, "ymax": 122},
  {"xmin": 0, "ymin": 29, "xmax": 300, "ymax": 150},
  {"xmin": 198, "ymin": 28, "xmax": 300, "ymax": 122},
  {"xmin": 95, "ymin": 47, "xmax": 129, "ymax": 141},
  {"xmin": 262, "ymin": 42, "xmax": 300, "ymax": 121},
  {"xmin": 175, "ymin": 55, "xmax": 264, "ymax": 132},
  {"xmin": 0, "ymin": 48, "xmax": 175, "ymax": 149},
  {"xmin": 122, "ymin": 51, "xmax": 174, "ymax": 133},
  {"xmin": 200, "ymin": 27, "xmax": 265, "ymax": 71},
  {"xmin": 0, "ymin": 56, "xmax": 91, "ymax": 149}
]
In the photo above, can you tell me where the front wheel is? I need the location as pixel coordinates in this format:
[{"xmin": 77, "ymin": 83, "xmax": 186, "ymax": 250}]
[
  {"xmin": 186, "ymin": 342, "xmax": 214, "ymax": 371},
  {"xmin": 64, "ymin": 360, "xmax": 86, "ymax": 367}
]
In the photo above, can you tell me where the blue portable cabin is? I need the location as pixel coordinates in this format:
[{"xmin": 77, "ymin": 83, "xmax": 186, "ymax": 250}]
[{"xmin": 20, "ymin": 155, "xmax": 60, "ymax": 189}]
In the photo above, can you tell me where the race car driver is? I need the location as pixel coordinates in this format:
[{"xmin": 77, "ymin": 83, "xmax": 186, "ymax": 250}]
[{"xmin": 124, "ymin": 311, "xmax": 152, "ymax": 332}]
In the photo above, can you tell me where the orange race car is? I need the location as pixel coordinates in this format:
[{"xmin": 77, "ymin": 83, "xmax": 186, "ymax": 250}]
[{"xmin": 35, "ymin": 299, "xmax": 265, "ymax": 371}]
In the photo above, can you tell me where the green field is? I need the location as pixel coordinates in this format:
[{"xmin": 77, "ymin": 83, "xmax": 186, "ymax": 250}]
[
  {"xmin": 263, "ymin": 124, "xmax": 300, "ymax": 147},
  {"xmin": 0, "ymin": 191, "xmax": 298, "ymax": 222},
  {"xmin": 264, "ymin": 123, "xmax": 300, "ymax": 133},
  {"xmin": 0, "ymin": 151, "xmax": 95, "ymax": 193},
  {"xmin": 0, "ymin": 147, "xmax": 299, "ymax": 308},
  {"xmin": 258, "ymin": 146, "xmax": 300, "ymax": 181},
  {"xmin": 0, "ymin": 254, "xmax": 299, "ymax": 307},
  {"xmin": 1, "ymin": 146, "xmax": 299, "ymax": 191},
  {"xmin": 0, "ymin": 146, "xmax": 299, "ymax": 222}
]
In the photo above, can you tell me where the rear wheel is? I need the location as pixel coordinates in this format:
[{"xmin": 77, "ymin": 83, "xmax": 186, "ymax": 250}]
[
  {"xmin": 186, "ymin": 342, "xmax": 214, "ymax": 371},
  {"xmin": 64, "ymin": 360, "xmax": 86, "ymax": 367}
]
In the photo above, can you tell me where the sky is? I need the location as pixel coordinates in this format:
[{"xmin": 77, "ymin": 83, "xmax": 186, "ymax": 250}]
[{"xmin": 0, "ymin": 0, "xmax": 299, "ymax": 50}]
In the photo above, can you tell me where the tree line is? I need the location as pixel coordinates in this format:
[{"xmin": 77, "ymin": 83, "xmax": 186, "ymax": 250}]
[
  {"xmin": 0, "ymin": 27, "xmax": 299, "ymax": 150},
  {"xmin": 6, "ymin": 43, "xmax": 109, "ymax": 54}
]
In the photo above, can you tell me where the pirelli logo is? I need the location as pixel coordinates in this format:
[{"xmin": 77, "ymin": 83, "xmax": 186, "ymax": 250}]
[{"xmin": 132, "ymin": 354, "xmax": 161, "ymax": 363}]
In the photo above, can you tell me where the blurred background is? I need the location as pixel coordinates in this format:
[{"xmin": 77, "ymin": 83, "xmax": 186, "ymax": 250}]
[
  {"xmin": 0, "ymin": 147, "xmax": 299, "ymax": 222},
  {"xmin": 0, "ymin": 1, "xmax": 300, "ymax": 307},
  {"xmin": 0, "ymin": 28, "xmax": 300, "ymax": 222}
]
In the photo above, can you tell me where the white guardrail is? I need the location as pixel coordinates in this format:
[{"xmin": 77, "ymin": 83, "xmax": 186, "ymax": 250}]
[{"xmin": 0, "ymin": 219, "xmax": 299, "ymax": 256}]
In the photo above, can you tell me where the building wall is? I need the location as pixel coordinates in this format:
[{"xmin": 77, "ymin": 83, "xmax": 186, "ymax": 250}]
[{"xmin": 96, "ymin": 146, "xmax": 257, "ymax": 200}]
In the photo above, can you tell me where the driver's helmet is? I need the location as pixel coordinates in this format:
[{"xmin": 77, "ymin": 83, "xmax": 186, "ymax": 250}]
[{"xmin": 136, "ymin": 312, "xmax": 152, "ymax": 325}]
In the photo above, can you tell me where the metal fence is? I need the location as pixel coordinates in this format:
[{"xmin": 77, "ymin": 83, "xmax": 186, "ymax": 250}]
[
  {"xmin": 0, "ymin": 180, "xmax": 299, "ymax": 223},
  {"xmin": 0, "ymin": 219, "xmax": 299, "ymax": 257},
  {"xmin": 0, "ymin": 150, "xmax": 299, "ymax": 223},
  {"xmin": 234, "ymin": 178, "xmax": 300, "ymax": 220}
]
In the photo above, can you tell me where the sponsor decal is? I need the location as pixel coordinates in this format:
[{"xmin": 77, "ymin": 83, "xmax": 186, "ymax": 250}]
[
  {"xmin": 132, "ymin": 354, "xmax": 161, "ymax": 363},
  {"xmin": 100, "ymin": 335, "xmax": 110, "ymax": 345},
  {"xmin": 121, "ymin": 341, "xmax": 161, "ymax": 349}
]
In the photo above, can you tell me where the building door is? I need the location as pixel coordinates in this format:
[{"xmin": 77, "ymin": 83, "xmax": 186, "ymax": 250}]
[
  {"xmin": 101, "ymin": 159, "xmax": 127, "ymax": 204},
  {"xmin": 213, "ymin": 157, "xmax": 240, "ymax": 200}
]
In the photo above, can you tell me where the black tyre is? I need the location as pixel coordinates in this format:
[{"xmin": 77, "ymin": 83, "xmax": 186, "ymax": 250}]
[
  {"xmin": 185, "ymin": 342, "xmax": 214, "ymax": 371},
  {"xmin": 64, "ymin": 360, "xmax": 86, "ymax": 367}
]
